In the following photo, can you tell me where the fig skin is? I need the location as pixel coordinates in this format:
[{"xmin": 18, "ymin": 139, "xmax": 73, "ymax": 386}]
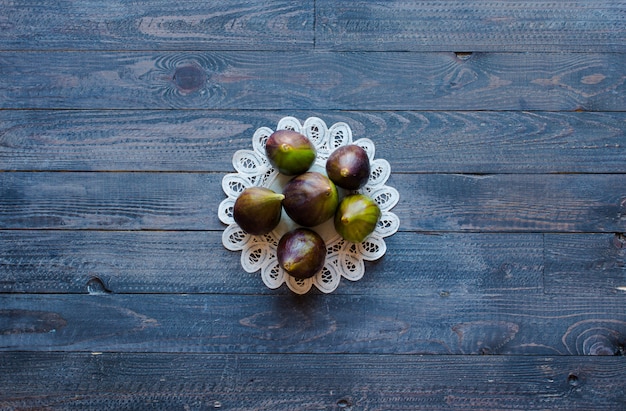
[
  {"xmin": 334, "ymin": 194, "xmax": 381, "ymax": 243},
  {"xmin": 233, "ymin": 187, "xmax": 285, "ymax": 235},
  {"xmin": 265, "ymin": 130, "xmax": 316, "ymax": 176},
  {"xmin": 325, "ymin": 144, "xmax": 371, "ymax": 190},
  {"xmin": 282, "ymin": 172, "xmax": 339, "ymax": 227},
  {"xmin": 277, "ymin": 228, "xmax": 326, "ymax": 280}
]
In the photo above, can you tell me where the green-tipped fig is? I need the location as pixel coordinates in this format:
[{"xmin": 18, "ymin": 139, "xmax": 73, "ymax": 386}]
[
  {"xmin": 265, "ymin": 130, "xmax": 316, "ymax": 175},
  {"xmin": 277, "ymin": 228, "xmax": 326, "ymax": 279},
  {"xmin": 233, "ymin": 187, "xmax": 284, "ymax": 235},
  {"xmin": 326, "ymin": 144, "xmax": 371, "ymax": 190},
  {"xmin": 334, "ymin": 194, "xmax": 381, "ymax": 243},
  {"xmin": 282, "ymin": 172, "xmax": 339, "ymax": 227}
]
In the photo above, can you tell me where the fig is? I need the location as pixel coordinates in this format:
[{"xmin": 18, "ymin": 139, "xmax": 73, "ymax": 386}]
[
  {"xmin": 325, "ymin": 144, "xmax": 371, "ymax": 190},
  {"xmin": 233, "ymin": 187, "xmax": 284, "ymax": 235},
  {"xmin": 277, "ymin": 228, "xmax": 326, "ymax": 279},
  {"xmin": 334, "ymin": 194, "xmax": 381, "ymax": 243},
  {"xmin": 282, "ymin": 172, "xmax": 339, "ymax": 227},
  {"xmin": 265, "ymin": 129, "xmax": 316, "ymax": 175}
]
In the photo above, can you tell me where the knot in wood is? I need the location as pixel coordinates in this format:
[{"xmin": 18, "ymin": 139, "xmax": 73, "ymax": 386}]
[
  {"xmin": 567, "ymin": 373, "xmax": 580, "ymax": 387},
  {"xmin": 454, "ymin": 52, "xmax": 473, "ymax": 61},
  {"xmin": 86, "ymin": 276, "xmax": 111, "ymax": 295},
  {"xmin": 173, "ymin": 65, "xmax": 206, "ymax": 93}
]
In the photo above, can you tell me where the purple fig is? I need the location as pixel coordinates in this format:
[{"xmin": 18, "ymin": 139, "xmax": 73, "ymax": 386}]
[
  {"xmin": 334, "ymin": 194, "xmax": 381, "ymax": 243},
  {"xmin": 282, "ymin": 172, "xmax": 339, "ymax": 227},
  {"xmin": 325, "ymin": 144, "xmax": 371, "ymax": 190},
  {"xmin": 277, "ymin": 228, "xmax": 326, "ymax": 279},
  {"xmin": 265, "ymin": 130, "xmax": 316, "ymax": 175},
  {"xmin": 233, "ymin": 187, "xmax": 284, "ymax": 235}
]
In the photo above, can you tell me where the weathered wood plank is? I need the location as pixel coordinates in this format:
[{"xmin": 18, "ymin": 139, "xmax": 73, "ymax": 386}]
[
  {"xmin": 4, "ymin": 233, "xmax": 620, "ymax": 297},
  {"xmin": 1, "ymin": 353, "xmax": 625, "ymax": 410},
  {"xmin": 545, "ymin": 233, "xmax": 626, "ymax": 295},
  {"xmin": 0, "ymin": 0, "xmax": 313, "ymax": 51},
  {"xmin": 1, "ymin": 110, "xmax": 624, "ymax": 173},
  {"xmin": 1, "ymin": 52, "xmax": 624, "ymax": 110},
  {"xmin": 317, "ymin": 0, "xmax": 626, "ymax": 52},
  {"xmin": 1, "ymin": 293, "xmax": 625, "ymax": 355},
  {"xmin": 0, "ymin": 231, "xmax": 543, "ymax": 295},
  {"xmin": 1, "ymin": 172, "xmax": 624, "ymax": 232},
  {"xmin": 1, "ymin": 2, "xmax": 624, "ymax": 410},
  {"xmin": 0, "ymin": 172, "xmax": 215, "ymax": 230},
  {"xmin": 400, "ymin": 173, "xmax": 626, "ymax": 233}
]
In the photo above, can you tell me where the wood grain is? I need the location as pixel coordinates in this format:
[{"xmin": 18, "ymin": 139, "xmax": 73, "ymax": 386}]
[
  {"xmin": 0, "ymin": 172, "xmax": 215, "ymax": 230},
  {"xmin": 400, "ymin": 173, "xmax": 626, "ymax": 233},
  {"xmin": 544, "ymin": 233, "xmax": 626, "ymax": 295},
  {"xmin": 317, "ymin": 0, "xmax": 626, "ymax": 52},
  {"xmin": 1, "ymin": 51, "xmax": 624, "ymax": 110},
  {"xmin": 5, "ymin": 232, "xmax": 622, "ymax": 297},
  {"xmin": 0, "ymin": 0, "xmax": 313, "ymax": 51},
  {"xmin": 3, "ymin": 233, "xmax": 619, "ymax": 296},
  {"xmin": 2, "ymin": 353, "xmax": 625, "ymax": 410},
  {"xmin": 1, "ymin": 110, "xmax": 624, "ymax": 173},
  {"xmin": 2, "ymin": 1, "xmax": 625, "ymax": 409},
  {"xmin": 0, "ymin": 231, "xmax": 543, "ymax": 295},
  {"xmin": 5, "ymin": 233, "xmax": 622, "ymax": 297},
  {"xmin": 1, "ymin": 293, "xmax": 625, "ymax": 355},
  {"xmin": 1, "ymin": 172, "xmax": 624, "ymax": 232}
]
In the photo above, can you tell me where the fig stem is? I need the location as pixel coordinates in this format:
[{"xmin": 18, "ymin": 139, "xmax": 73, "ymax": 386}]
[{"xmin": 341, "ymin": 216, "xmax": 350, "ymax": 224}]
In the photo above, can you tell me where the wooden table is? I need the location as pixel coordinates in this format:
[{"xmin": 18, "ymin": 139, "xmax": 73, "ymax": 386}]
[{"xmin": 1, "ymin": 1, "xmax": 625, "ymax": 409}]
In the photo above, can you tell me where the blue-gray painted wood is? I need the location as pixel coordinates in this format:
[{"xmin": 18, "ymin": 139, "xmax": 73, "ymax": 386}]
[
  {"xmin": 317, "ymin": 0, "xmax": 626, "ymax": 52},
  {"xmin": 1, "ymin": 110, "xmax": 624, "ymax": 173},
  {"xmin": 2, "ymin": 353, "xmax": 624, "ymax": 410},
  {"xmin": 1, "ymin": 293, "xmax": 625, "ymax": 355},
  {"xmin": 1, "ymin": 52, "xmax": 624, "ymax": 110},
  {"xmin": 2, "ymin": 1, "xmax": 625, "ymax": 408},
  {"xmin": 0, "ymin": 0, "xmax": 314, "ymax": 51},
  {"xmin": 0, "ymin": 231, "xmax": 544, "ymax": 295},
  {"xmin": 1, "ymin": 172, "xmax": 624, "ymax": 232}
]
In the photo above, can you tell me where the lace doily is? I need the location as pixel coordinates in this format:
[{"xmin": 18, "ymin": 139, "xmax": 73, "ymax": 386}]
[{"xmin": 218, "ymin": 117, "xmax": 400, "ymax": 294}]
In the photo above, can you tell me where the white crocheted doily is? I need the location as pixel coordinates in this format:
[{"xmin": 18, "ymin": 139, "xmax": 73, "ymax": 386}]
[{"xmin": 218, "ymin": 117, "xmax": 400, "ymax": 294}]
